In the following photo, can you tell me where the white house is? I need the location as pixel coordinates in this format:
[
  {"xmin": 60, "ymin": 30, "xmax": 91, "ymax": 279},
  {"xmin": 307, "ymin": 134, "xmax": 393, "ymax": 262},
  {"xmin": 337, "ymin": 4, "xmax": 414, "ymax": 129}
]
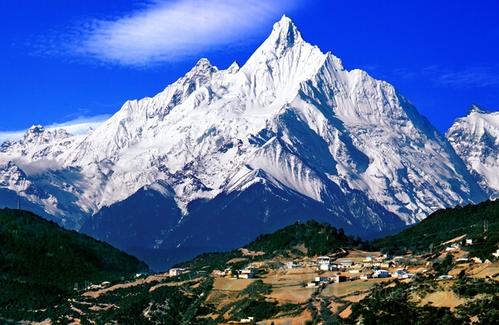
[
  {"xmin": 317, "ymin": 256, "xmax": 331, "ymax": 271},
  {"xmin": 493, "ymin": 249, "xmax": 499, "ymax": 258},
  {"xmin": 307, "ymin": 281, "xmax": 318, "ymax": 288},
  {"xmin": 315, "ymin": 276, "xmax": 330, "ymax": 285},
  {"xmin": 445, "ymin": 244, "xmax": 461, "ymax": 252},
  {"xmin": 372, "ymin": 270, "xmax": 390, "ymax": 278},
  {"xmin": 169, "ymin": 268, "xmax": 189, "ymax": 277},
  {"xmin": 437, "ymin": 275, "xmax": 454, "ymax": 281},
  {"xmin": 240, "ymin": 316, "xmax": 255, "ymax": 323},
  {"xmin": 392, "ymin": 269, "xmax": 414, "ymax": 279}
]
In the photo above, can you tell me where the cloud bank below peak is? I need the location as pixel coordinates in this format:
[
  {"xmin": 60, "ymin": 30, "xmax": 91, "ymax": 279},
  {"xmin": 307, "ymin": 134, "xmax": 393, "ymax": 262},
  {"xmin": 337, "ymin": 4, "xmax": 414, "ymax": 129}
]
[
  {"xmin": 66, "ymin": 0, "xmax": 300, "ymax": 66},
  {"xmin": 0, "ymin": 114, "xmax": 110, "ymax": 143}
]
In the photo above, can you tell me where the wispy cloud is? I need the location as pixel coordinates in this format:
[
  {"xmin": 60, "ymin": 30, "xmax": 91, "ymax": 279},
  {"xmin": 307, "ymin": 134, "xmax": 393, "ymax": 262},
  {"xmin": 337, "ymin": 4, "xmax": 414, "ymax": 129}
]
[
  {"xmin": 50, "ymin": 0, "xmax": 298, "ymax": 66},
  {"xmin": 0, "ymin": 114, "xmax": 110, "ymax": 143},
  {"xmin": 388, "ymin": 64, "xmax": 499, "ymax": 89},
  {"xmin": 436, "ymin": 67, "xmax": 499, "ymax": 88}
]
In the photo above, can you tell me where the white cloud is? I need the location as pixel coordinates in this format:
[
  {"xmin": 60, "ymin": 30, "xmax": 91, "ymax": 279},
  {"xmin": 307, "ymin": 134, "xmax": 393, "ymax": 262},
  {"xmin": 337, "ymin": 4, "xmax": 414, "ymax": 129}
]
[
  {"xmin": 70, "ymin": 0, "xmax": 299, "ymax": 66},
  {"xmin": 13, "ymin": 158, "xmax": 63, "ymax": 176},
  {"xmin": 0, "ymin": 131, "xmax": 25, "ymax": 144},
  {"xmin": 0, "ymin": 114, "xmax": 110, "ymax": 143}
]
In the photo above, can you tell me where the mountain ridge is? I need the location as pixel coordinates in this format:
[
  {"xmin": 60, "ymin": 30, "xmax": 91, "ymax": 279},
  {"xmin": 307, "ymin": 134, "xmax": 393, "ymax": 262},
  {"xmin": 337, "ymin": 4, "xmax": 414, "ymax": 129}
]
[
  {"xmin": 0, "ymin": 208, "xmax": 147, "ymax": 320},
  {"xmin": 0, "ymin": 16, "xmax": 491, "ymax": 268},
  {"xmin": 447, "ymin": 106, "xmax": 499, "ymax": 198}
]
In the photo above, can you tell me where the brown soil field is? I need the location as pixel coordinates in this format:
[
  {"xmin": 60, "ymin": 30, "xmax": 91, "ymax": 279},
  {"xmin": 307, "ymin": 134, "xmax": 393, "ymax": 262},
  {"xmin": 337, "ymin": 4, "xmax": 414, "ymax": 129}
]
[
  {"xmin": 322, "ymin": 278, "xmax": 391, "ymax": 298},
  {"xmin": 212, "ymin": 277, "xmax": 254, "ymax": 291},
  {"xmin": 468, "ymin": 262, "xmax": 499, "ymax": 279},
  {"xmin": 339, "ymin": 305, "xmax": 352, "ymax": 319},
  {"xmin": 263, "ymin": 268, "xmax": 317, "ymax": 286},
  {"xmin": 418, "ymin": 290, "xmax": 467, "ymax": 310},
  {"xmin": 82, "ymin": 273, "xmax": 171, "ymax": 298},
  {"xmin": 267, "ymin": 286, "xmax": 316, "ymax": 304},
  {"xmin": 257, "ymin": 309, "xmax": 312, "ymax": 324}
]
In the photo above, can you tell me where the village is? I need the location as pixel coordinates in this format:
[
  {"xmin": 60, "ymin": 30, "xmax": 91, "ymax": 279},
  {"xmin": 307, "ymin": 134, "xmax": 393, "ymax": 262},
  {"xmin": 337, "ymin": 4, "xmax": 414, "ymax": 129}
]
[{"xmin": 70, "ymin": 231, "xmax": 499, "ymax": 324}]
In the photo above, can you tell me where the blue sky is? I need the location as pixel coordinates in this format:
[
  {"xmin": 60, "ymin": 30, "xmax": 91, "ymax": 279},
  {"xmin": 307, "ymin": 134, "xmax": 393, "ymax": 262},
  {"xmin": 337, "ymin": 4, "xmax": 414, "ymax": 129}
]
[{"xmin": 1, "ymin": 0, "xmax": 498, "ymax": 140}]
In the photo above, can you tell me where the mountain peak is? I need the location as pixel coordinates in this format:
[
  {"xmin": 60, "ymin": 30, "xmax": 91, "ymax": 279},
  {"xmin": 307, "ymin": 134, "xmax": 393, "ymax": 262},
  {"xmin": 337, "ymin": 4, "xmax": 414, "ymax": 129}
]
[
  {"xmin": 263, "ymin": 15, "xmax": 303, "ymax": 54},
  {"xmin": 185, "ymin": 58, "xmax": 218, "ymax": 78},
  {"xmin": 27, "ymin": 125, "xmax": 46, "ymax": 134},
  {"xmin": 468, "ymin": 104, "xmax": 487, "ymax": 115},
  {"xmin": 23, "ymin": 125, "xmax": 47, "ymax": 141},
  {"xmin": 227, "ymin": 61, "xmax": 240, "ymax": 74}
]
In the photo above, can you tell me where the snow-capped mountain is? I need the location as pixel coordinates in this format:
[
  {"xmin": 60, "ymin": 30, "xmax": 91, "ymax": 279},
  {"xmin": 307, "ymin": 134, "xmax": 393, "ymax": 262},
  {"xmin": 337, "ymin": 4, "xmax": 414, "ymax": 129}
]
[
  {"xmin": 0, "ymin": 16, "xmax": 487, "ymax": 268},
  {"xmin": 447, "ymin": 106, "xmax": 499, "ymax": 198}
]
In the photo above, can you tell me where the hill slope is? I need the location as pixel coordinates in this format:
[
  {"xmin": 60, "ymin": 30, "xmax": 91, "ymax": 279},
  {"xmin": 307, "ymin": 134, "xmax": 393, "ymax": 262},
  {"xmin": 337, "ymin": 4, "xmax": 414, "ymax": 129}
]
[
  {"xmin": 375, "ymin": 200, "xmax": 499, "ymax": 258},
  {"xmin": 0, "ymin": 209, "xmax": 148, "ymax": 321},
  {"xmin": 177, "ymin": 220, "xmax": 365, "ymax": 272}
]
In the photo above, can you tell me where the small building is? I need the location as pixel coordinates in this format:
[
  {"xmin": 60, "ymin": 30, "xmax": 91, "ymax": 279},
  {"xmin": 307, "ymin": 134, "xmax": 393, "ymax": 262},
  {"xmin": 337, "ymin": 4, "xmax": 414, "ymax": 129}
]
[
  {"xmin": 317, "ymin": 256, "xmax": 331, "ymax": 271},
  {"xmin": 471, "ymin": 257, "xmax": 483, "ymax": 264},
  {"xmin": 329, "ymin": 263, "xmax": 340, "ymax": 271},
  {"xmin": 493, "ymin": 249, "xmax": 499, "ymax": 259},
  {"xmin": 392, "ymin": 269, "xmax": 414, "ymax": 279},
  {"xmin": 465, "ymin": 239, "xmax": 473, "ymax": 246},
  {"xmin": 307, "ymin": 281, "xmax": 318, "ymax": 288},
  {"xmin": 437, "ymin": 275, "xmax": 454, "ymax": 281},
  {"xmin": 445, "ymin": 244, "xmax": 461, "ymax": 252},
  {"xmin": 363, "ymin": 256, "xmax": 374, "ymax": 262},
  {"xmin": 360, "ymin": 273, "xmax": 373, "ymax": 280},
  {"xmin": 337, "ymin": 259, "xmax": 354, "ymax": 269},
  {"xmin": 331, "ymin": 274, "xmax": 348, "ymax": 283},
  {"xmin": 169, "ymin": 268, "xmax": 189, "ymax": 277},
  {"xmin": 315, "ymin": 276, "xmax": 330, "ymax": 285},
  {"xmin": 212, "ymin": 269, "xmax": 227, "ymax": 277},
  {"xmin": 238, "ymin": 267, "xmax": 258, "ymax": 279},
  {"xmin": 372, "ymin": 270, "xmax": 390, "ymax": 278},
  {"xmin": 286, "ymin": 261, "xmax": 299, "ymax": 269},
  {"xmin": 240, "ymin": 316, "xmax": 255, "ymax": 323}
]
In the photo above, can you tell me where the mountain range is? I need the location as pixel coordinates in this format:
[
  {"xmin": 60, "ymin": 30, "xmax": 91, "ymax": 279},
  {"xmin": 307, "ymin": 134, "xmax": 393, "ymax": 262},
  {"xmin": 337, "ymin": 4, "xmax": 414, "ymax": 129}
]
[{"xmin": 0, "ymin": 16, "xmax": 497, "ymax": 269}]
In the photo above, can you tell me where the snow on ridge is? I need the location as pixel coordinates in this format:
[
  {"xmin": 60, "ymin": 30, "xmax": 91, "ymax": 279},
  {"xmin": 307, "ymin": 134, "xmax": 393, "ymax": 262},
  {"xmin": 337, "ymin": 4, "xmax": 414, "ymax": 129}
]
[
  {"xmin": 0, "ymin": 16, "xmax": 487, "ymax": 228},
  {"xmin": 447, "ymin": 106, "xmax": 499, "ymax": 196}
]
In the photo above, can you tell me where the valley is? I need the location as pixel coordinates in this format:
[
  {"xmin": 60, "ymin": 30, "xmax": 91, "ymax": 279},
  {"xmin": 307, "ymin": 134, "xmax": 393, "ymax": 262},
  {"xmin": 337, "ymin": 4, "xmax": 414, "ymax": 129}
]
[{"xmin": 2, "ymin": 200, "xmax": 498, "ymax": 324}]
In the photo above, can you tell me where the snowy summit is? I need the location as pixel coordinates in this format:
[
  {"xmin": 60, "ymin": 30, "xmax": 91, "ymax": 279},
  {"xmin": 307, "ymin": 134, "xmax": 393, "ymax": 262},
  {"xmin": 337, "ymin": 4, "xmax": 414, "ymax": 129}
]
[{"xmin": 0, "ymin": 17, "xmax": 491, "ymax": 266}]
